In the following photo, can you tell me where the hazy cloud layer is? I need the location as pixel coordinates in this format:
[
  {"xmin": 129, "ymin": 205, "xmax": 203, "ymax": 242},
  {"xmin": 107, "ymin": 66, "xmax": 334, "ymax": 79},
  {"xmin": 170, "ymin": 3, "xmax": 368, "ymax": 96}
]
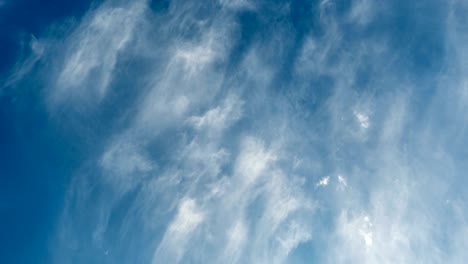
[{"xmin": 5, "ymin": 0, "xmax": 468, "ymax": 263}]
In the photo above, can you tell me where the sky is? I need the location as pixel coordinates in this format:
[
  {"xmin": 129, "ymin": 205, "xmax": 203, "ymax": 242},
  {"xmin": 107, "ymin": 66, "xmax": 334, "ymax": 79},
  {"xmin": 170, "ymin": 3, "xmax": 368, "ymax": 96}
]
[{"xmin": 1, "ymin": 0, "xmax": 468, "ymax": 263}]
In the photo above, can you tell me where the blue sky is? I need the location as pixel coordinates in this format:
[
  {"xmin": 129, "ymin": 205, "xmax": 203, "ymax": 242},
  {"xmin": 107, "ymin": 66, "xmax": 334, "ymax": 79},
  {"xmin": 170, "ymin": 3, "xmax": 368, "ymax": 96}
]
[{"xmin": 1, "ymin": 0, "xmax": 468, "ymax": 263}]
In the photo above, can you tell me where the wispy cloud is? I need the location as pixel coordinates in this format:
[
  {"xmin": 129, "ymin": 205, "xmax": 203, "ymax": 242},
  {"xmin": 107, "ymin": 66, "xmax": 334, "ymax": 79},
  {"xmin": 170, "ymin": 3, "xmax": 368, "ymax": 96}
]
[
  {"xmin": 152, "ymin": 198, "xmax": 205, "ymax": 263},
  {"xmin": 52, "ymin": 1, "xmax": 146, "ymax": 104},
  {"xmin": 2, "ymin": 35, "xmax": 44, "ymax": 90},
  {"xmin": 6, "ymin": 0, "xmax": 467, "ymax": 263}
]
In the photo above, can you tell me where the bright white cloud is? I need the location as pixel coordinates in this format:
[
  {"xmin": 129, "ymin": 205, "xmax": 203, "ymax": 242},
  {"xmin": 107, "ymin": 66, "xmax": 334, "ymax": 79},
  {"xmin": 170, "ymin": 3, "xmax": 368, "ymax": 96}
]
[
  {"xmin": 317, "ymin": 176, "xmax": 330, "ymax": 187},
  {"xmin": 152, "ymin": 198, "xmax": 204, "ymax": 263},
  {"xmin": 336, "ymin": 212, "xmax": 374, "ymax": 253},
  {"xmin": 234, "ymin": 137, "xmax": 277, "ymax": 187},
  {"xmin": 354, "ymin": 111, "xmax": 370, "ymax": 129}
]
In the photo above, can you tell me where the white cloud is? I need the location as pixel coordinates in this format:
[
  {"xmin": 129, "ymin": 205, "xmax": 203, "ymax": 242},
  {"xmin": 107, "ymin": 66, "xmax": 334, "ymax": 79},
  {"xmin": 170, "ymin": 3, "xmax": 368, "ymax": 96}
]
[
  {"xmin": 218, "ymin": 0, "xmax": 255, "ymax": 10},
  {"xmin": 337, "ymin": 175, "xmax": 347, "ymax": 190},
  {"xmin": 234, "ymin": 137, "xmax": 276, "ymax": 187},
  {"xmin": 222, "ymin": 220, "xmax": 247, "ymax": 263},
  {"xmin": 188, "ymin": 94, "xmax": 243, "ymax": 136},
  {"xmin": 167, "ymin": 199, "xmax": 204, "ymax": 235},
  {"xmin": 276, "ymin": 221, "xmax": 312, "ymax": 256},
  {"xmin": 100, "ymin": 141, "xmax": 153, "ymax": 175},
  {"xmin": 317, "ymin": 176, "xmax": 330, "ymax": 187},
  {"xmin": 174, "ymin": 44, "xmax": 217, "ymax": 75},
  {"xmin": 53, "ymin": 1, "xmax": 145, "ymax": 103},
  {"xmin": 360, "ymin": 216, "xmax": 373, "ymax": 247},
  {"xmin": 152, "ymin": 198, "xmax": 204, "ymax": 263},
  {"xmin": 99, "ymin": 138, "xmax": 154, "ymax": 193},
  {"xmin": 2, "ymin": 35, "xmax": 44, "ymax": 89},
  {"xmin": 354, "ymin": 111, "xmax": 370, "ymax": 129},
  {"xmin": 347, "ymin": 0, "xmax": 376, "ymax": 26},
  {"xmin": 134, "ymin": 25, "xmax": 232, "ymax": 133},
  {"xmin": 336, "ymin": 212, "xmax": 374, "ymax": 253}
]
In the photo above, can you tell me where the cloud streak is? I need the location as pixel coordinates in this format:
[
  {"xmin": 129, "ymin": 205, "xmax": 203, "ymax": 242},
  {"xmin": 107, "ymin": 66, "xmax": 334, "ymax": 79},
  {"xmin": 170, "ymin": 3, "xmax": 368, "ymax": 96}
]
[{"xmin": 53, "ymin": 0, "xmax": 146, "ymax": 104}]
